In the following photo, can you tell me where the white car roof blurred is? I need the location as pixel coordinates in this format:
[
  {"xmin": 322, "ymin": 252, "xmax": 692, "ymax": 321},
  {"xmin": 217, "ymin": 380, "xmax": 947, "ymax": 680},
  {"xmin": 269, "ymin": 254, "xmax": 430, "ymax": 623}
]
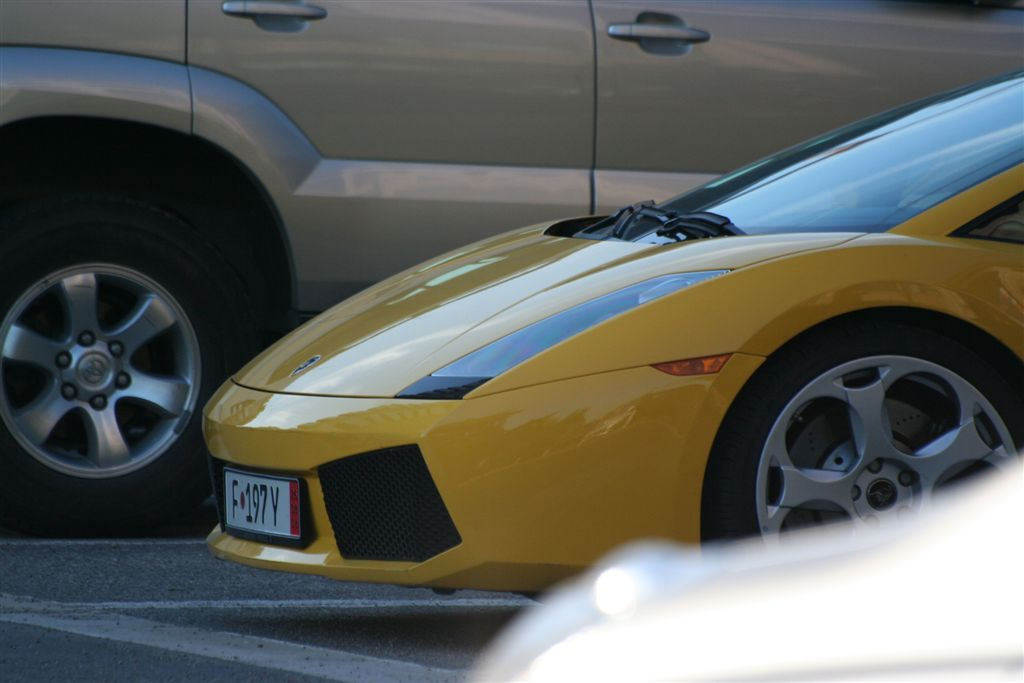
[{"xmin": 475, "ymin": 464, "xmax": 1024, "ymax": 682}]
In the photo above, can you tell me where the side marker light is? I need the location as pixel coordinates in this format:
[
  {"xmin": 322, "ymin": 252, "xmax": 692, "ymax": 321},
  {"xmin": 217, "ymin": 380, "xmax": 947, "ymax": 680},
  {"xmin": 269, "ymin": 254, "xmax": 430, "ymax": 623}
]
[{"xmin": 652, "ymin": 354, "xmax": 732, "ymax": 376}]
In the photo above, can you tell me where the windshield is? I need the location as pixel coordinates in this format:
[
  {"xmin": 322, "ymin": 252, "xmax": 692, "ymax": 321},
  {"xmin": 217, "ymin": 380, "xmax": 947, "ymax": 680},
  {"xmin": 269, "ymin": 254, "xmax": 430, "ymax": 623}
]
[{"xmin": 663, "ymin": 71, "xmax": 1024, "ymax": 234}]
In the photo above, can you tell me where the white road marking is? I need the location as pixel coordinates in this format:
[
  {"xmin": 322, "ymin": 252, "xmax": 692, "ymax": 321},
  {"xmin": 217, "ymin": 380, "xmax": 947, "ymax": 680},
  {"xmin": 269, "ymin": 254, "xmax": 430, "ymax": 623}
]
[
  {"xmin": 0, "ymin": 538, "xmax": 203, "ymax": 546},
  {"xmin": 54, "ymin": 597, "xmax": 529, "ymax": 611},
  {"xmin": 0, "ymin": 594, "xmax": 467, "ymax": 682}
]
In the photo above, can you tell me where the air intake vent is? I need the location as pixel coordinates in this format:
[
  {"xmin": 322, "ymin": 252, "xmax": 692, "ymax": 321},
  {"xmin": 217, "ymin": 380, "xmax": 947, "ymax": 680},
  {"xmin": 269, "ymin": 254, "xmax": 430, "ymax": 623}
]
[{"xmin": 319, "ymin": 445, "xmax": 461, "ymax": 562}]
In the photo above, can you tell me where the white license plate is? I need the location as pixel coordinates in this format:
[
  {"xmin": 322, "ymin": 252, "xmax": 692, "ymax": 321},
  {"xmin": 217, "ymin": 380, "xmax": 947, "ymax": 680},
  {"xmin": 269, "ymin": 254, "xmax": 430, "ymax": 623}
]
[{"xmin": 223, "ymin": 468, "xmax": 301, "ymax": 540}]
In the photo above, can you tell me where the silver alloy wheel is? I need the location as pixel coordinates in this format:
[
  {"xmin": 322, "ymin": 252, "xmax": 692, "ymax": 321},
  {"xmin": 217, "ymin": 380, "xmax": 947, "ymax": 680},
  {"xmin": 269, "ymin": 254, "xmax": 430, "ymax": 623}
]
[
  {"xmin": 0, "ymin": 264, "xmax": 201, "ymax": 478},
  {"xmin": 755, "ymin": 355, "xmax": 1015, "ymax": 536}
]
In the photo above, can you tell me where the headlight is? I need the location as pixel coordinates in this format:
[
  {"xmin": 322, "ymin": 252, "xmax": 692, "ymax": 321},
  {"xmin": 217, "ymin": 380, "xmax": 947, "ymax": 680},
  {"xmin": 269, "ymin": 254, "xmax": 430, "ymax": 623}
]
[{"xmin": 398, "ymin": 271, "xmax": 728, "ymax": 399}]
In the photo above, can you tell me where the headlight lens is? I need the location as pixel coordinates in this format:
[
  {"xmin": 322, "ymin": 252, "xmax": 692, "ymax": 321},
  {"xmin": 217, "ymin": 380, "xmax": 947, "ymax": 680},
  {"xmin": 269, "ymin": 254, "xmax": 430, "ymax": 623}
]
[{"xmin": 398, "ymin": 270, "xmax": 728, "ymax": 399}]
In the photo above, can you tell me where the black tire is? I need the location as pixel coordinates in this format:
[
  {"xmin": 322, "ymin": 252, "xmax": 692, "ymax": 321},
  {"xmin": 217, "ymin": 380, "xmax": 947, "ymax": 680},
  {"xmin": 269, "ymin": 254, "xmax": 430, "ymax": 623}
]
[
  {"xmin": 0, "ymin": 196, "xmax": 258, "ymax": 535},
  {"xmin": 701, "ymin": 320, "xmax": 1024, "ymax": 541}
]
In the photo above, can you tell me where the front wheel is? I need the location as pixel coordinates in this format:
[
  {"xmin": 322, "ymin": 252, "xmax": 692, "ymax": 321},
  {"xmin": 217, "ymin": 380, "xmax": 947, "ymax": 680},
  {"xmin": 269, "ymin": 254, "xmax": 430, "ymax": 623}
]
[
  {"xmin": 0, "ymin": 197, "xmax": 256, "ymax": 535},
  {"xmin": 701, "ymin": 322, "xmax": 1023, "ymax": 541}
]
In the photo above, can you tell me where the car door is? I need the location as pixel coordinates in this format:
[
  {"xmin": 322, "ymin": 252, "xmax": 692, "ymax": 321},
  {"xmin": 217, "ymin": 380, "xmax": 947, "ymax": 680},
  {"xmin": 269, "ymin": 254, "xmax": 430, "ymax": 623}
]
[
  {"xmin": 591, "ymin": 0, "xmax": 1024, "ymax": 211},
  {"xmin": 188, "ymin": 0, "xmax": 594, "ymax": 310}
]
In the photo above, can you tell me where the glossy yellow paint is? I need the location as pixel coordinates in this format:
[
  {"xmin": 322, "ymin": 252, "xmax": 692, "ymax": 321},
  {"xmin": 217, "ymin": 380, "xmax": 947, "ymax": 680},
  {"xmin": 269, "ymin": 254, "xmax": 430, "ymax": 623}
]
[
  {"xmin": 207, "ymin": 354, "xmax": 763, "ymax": 591},
  {"xmin": 235, "ymin": 230, "xmax": 856, "ymax": 398},
  {"xmin": 206, "ymin": 165, "xmax": 1022, "ymax": 592}
]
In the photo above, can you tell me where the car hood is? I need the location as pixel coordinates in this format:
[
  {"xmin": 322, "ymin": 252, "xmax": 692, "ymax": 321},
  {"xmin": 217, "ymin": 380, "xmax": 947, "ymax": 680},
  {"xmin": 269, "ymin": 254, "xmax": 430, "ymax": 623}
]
[{"xmin": 233, "ymin": 224, "xmax": 857, "ymax": 398}]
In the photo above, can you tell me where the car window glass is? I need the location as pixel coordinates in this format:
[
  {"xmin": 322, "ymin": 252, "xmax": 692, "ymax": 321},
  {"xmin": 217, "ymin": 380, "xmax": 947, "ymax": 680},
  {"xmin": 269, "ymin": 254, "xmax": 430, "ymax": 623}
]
[
  {"xmin": 664, "ymin": 72, "xmax": 1024, "ymax": 235},
  {"xmin": 964, "ymin": 198, "xmax": 1024, "ymax": 243}
]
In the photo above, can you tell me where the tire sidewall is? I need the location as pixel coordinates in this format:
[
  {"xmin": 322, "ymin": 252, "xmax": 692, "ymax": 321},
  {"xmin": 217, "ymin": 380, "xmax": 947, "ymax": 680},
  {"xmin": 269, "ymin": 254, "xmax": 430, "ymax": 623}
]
[{"xmin": 0, "ymin": 197, "xmax": 254, "ymax": 535}]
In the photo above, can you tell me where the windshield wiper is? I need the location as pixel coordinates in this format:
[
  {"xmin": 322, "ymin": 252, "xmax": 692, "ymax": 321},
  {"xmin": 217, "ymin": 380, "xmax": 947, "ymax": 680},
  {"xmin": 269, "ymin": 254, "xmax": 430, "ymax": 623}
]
[
  {"xmin": 650, "ymin": 210, "xmax": 738, "ymax": 241},
  {"xmin": 581, "ymin": 201, "xmax": 739, "ymax": 242}
]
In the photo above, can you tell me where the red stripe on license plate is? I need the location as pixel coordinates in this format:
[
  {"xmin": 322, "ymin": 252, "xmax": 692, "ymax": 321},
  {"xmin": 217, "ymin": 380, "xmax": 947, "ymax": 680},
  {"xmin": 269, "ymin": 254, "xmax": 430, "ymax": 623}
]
[{"xmin": 290, "ymin": 480, "xmax": 300, "ymax": 536}]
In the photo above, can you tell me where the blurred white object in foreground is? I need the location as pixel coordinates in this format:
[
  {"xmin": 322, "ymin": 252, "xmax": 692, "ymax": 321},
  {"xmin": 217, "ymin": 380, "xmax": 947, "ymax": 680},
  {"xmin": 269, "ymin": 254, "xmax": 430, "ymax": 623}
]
[{"xmin": 474, "ymin": 465, "xmax": 1023, "ymax": 682}]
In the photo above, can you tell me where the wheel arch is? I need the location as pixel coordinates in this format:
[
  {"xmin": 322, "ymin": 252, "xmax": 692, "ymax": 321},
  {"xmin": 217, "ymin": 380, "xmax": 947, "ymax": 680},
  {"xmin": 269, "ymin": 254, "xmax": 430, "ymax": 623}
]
[
  {"xmin": 700, "ymin": 304, "xmax": 1024, "ymax": 540},
  {"xmin": 757, "ymin": 306, "xmax": 1024, "ymax": 396},
  {"xmin": 0, "ymin": 115, "xmax": 296, "ymax": 336},
  {"xmin": 713, "ymin": 305, "xmax": 1024, "ymax": 463}
]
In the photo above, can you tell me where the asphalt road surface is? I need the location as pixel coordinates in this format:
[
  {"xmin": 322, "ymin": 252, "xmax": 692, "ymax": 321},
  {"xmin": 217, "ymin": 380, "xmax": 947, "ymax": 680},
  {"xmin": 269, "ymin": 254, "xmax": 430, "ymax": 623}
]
[{"xmin": 0, "ymin": 500, "xmax": 530, "ymax": 682}]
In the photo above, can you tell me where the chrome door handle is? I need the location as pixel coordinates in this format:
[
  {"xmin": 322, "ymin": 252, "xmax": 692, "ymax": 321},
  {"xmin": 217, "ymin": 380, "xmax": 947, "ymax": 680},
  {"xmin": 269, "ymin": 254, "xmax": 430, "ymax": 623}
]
[
  {"xmin": 608, "ymin": 22, "xmax": 710, "ymax": 44},
  {"xmin": 221, "ymin": 1, "xmax": 327, "ymax": 21}
]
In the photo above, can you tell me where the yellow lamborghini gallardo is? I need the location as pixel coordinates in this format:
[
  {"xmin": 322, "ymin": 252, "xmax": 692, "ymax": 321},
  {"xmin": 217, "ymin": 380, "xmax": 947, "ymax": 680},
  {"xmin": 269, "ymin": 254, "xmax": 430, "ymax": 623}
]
[{"xmin": 205, "ymin": 72, "xmax": 1023, "ymax": 592}]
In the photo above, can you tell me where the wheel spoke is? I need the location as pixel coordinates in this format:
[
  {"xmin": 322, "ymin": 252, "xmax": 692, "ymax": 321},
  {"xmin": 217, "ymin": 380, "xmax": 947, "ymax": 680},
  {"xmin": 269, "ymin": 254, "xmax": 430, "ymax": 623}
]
[
  {"xmin": 776, "ymin": 466, "xmax": 853, "ymax": 511},
  {"xmin": 82, "ymin": 408, "xmax": 131, "ymax": 468},
  {"xmin": 2, "ymin": 323, "xmax": 63, "ymax": 371},
  {"xmin": 761, "ymin": 465, "xmax": 863, "ymax": 536},
  {"xmin": 758, "ymin": 507, "xmax": 788, "ymax": 537},
  {"xmin": 13, "ymin": 384, "xmax": 70, "ymax": 446},
  {"xmin": 945, "ymin": 372, "xmax": 992, "ymax": 424},
  {"xmin": 842, "ymin": 378, "xmax": 901, "ymax": 461},
  {"xmin": 57, "ymin": 273, "xmax": 100, "ymax": 334},
  {"xmin": 907, "ymin": 417, "xmax": 1007, "ymax": 484},
  {"xmin": 983, "ymin": 445, "xmax": 1017, "ymax": 472},
  {"xmin": 761, "ymin": 426, "xmax": 796, "ymax": 469},
  {"xmin": 106, "ymin": 294, "xmax": 177, "ymax": 353},
  {"xmin": 120, "ymin": 371, "xmax": 190, "ymax": 417}
]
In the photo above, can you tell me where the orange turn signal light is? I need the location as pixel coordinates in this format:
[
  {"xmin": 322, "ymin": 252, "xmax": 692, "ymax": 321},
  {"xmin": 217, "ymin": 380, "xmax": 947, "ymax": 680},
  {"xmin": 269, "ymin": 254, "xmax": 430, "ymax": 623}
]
[{"xmin": 652, "ymin": 353, "xmax": 732, "ymax": 376}]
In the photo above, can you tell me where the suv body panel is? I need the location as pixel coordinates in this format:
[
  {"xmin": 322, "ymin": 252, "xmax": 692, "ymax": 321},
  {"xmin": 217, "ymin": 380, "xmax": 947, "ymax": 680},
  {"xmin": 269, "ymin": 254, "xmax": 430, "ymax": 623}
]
[
  {"xmin": 0, "ymin": 48, "xmax": 191, "ymax": 133},
  {"xmin": 189, "ymin": 0, "xmax": 596, "ymax": 309},
  {"xmin": 187, "ymin": 0, "xmax": 594, "ymax": 168},
  {"xmin": 592, "ymin": 0, "xmax": 1024, "ymax": 178},
  {"xmin": 2, "ymin": 1, "xmax": 1022, "ymax": 310},
  {"xmin": 0, "ymin": 0, "xmax": 185, "ymax": 63}
]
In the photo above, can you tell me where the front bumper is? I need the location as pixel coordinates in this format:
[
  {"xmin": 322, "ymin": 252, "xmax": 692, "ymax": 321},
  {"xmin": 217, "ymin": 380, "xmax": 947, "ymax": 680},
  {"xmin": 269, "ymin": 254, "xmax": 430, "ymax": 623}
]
[{"xmin": 204, "ymin": 354, "xmax": 762, "ymax": 592}]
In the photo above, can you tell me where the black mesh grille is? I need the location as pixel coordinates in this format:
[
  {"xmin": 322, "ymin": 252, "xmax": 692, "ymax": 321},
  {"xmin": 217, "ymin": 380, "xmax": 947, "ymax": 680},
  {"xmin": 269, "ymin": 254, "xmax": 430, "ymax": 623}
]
[{"xmin": 319, "ymin": 445, "xmax": 461, "ymax": 562}]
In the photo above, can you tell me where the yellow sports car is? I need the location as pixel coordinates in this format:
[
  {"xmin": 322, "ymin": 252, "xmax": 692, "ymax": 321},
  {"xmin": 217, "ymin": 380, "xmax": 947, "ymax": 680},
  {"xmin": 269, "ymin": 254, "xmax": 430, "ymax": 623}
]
[{"xmin": 205, "ymin": 72, "xmax": 1023, "ymax": 592}]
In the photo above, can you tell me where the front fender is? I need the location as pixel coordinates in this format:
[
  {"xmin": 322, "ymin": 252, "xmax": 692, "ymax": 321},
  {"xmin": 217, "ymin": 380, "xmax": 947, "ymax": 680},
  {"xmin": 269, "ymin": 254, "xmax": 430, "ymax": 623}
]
[{"xmin": 0, "ymin": 47, "xmax": 190, "ymax": 133}]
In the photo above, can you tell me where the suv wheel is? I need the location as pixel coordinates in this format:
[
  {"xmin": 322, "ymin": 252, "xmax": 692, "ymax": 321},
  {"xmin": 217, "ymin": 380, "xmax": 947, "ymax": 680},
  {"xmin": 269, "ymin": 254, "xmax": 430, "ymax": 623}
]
[{"xmin": 0, "ymin": 196, "xmax": 256, "ymax": 535}]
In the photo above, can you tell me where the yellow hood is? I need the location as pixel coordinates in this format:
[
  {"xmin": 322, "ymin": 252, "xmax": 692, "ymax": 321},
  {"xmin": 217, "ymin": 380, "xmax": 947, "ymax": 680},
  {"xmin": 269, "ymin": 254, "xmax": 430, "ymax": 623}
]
[{"xmin": 233, "ymin": 223, "xmax": 856, "ymax": 398}]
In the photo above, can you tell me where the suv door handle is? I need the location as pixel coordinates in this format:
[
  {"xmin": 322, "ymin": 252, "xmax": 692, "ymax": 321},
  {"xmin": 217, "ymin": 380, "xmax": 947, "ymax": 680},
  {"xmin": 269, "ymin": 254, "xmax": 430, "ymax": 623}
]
[
  {"xmin": 608, "ymin": 22, "xmax": 710, "ymax": 44},
  {"xmin": 221, "ymin": 1, "xmax": 327, "ymax": 21}
]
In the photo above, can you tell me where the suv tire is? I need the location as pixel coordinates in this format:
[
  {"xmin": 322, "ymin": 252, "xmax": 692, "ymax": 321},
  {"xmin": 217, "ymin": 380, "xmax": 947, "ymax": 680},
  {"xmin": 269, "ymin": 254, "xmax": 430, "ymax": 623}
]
[{"xmin": 0, "ymin": 196, "xmax": 256, "ymax": 535}]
